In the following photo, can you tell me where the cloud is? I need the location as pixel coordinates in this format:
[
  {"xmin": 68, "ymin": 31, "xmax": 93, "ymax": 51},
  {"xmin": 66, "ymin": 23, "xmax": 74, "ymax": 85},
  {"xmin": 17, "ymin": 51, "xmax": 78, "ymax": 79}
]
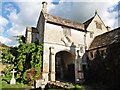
[
  {"xmin": 49, "ymin": 0, "xmax": 119, "ymax": 29},
  {"xmin": 0, "ymin": 35, "xmax": 19, "ymax": 46},
  {"xmin": 0, "ymin": 36, "xmax": 11, "ymax": 44},
  {"xmin": 0, "ymin": 16, "xmax": 8, "ymax": 35},
  {"xmin": 0, "ymin": 16, "xmax": 8, "ymax": 26},
  {"xmin": 6, "ymin": 1, "xmax": 55, "ymax": 35},
  {"xmin": 1, "ymin": 2, "xmax": 43, "ymax": 46},
  {"xmin": 2, "ymin": 1, "xmax": 55, "ymax": 46},
  {"xmin": 1, "ymin": 0, "xmax": 119, "ymax": 46}
]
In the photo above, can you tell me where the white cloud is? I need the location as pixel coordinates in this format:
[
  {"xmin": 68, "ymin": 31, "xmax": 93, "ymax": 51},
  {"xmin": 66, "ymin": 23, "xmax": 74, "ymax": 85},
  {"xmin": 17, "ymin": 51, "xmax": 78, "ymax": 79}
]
[
  {"xmin": 49, "ymin": 1, "xmax": 119, "ymax": 29},
  {"xmin": 0, "ymin": 16, "xmax": 8, "ymax": 35},
  {"xmin": 1, "ymin": 0, "xmax": 119, "ymax": 46},
  {"xmin": 0, "ymin": 36, "xmax": 11, "ymax": 44},
  {"xmin": 0, "ymin": 27, "xmax": 4, "ymax": 35},
  {"xmin": 0, "ymin": 35, "xmax": 19, "ymax": 46},
  {"xmin": 6, "ymin": 1, "xmax": 54, "ymax": 38},
  {"xmin": 0, "ymin": 16, "xmax": 8, "ymax": 26},
  {"xmin": 4, "ymin": 2, "xmax": 43, "ymax": 46},
  {"xmin": 1, "ymin": 1, "xmax": 48, "ymax": 46}
]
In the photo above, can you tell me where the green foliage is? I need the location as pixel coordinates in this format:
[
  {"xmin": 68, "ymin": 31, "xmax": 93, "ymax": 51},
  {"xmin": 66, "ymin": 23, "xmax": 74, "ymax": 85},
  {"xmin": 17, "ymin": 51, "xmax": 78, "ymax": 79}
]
[
  {"xmin": 2, "ymin": 64, "xmax": 14, "ymax": 83},
  {"xmin": 2, "ymin": 48, "xmax": 15, "ymax": 64},
  {"xmin": 2, "ymin": 36, "xmax": 43, "ymax": 86},
  {"xmin": 75, "ymin": 85, "xmax": 83, "ymax": 90},
  {"xmin": 16, "ymin": 42, "xmax": 43, "ymax": 85}
]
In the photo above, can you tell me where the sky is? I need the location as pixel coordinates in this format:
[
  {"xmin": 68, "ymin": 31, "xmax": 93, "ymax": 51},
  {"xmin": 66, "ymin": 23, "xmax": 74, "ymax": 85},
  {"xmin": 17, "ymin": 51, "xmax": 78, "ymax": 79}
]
[{"xmin": 0, "ymin": 0, "xmax": 120, "ymax": 46}]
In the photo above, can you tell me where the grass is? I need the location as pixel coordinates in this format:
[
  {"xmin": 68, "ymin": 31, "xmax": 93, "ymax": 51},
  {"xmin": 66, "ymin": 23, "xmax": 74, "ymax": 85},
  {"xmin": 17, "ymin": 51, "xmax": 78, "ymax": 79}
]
[
  {"xmin": 75, "ymin": 85, "xmax": 84, "ymax": 90},
  {"xmin": 2, "ymin": 81, "xmax": 31, "ymax": 89},
  {"xmin": 0, "ymin": 76, "xmax": 31, "ymax": 90}
]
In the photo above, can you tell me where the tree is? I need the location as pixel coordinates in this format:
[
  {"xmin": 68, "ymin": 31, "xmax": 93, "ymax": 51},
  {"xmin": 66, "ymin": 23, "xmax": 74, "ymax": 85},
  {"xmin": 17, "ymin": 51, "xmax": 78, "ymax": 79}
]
[
  {"xmin": 16, "ymin": 42, "xmax": 43, "ymax": 85},
  {"xmin": 2, "ymin": 36, "xmax": 43, "ymax": 86},
  {"xmin": 2, "ymin": 48, "xmax": 15, "ymax": 64}
]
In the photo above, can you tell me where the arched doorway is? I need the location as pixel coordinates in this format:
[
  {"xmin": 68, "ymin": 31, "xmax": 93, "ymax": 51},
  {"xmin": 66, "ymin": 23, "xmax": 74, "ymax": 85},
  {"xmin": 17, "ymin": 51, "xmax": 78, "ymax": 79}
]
[{"xmin": 55, "ymin": 51, "xmax": 75, "ymax": 82}]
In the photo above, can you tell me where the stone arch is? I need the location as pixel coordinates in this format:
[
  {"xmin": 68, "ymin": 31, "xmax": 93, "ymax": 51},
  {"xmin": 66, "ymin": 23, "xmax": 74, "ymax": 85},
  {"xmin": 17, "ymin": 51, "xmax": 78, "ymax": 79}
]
[{"xmin": 55, "ymin": 50, "xmax": 75, "ymax": 82}]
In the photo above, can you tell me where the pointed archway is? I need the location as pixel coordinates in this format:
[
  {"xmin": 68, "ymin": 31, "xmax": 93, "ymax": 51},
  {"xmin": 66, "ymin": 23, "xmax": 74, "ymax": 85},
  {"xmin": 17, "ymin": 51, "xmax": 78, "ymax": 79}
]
[{"xmin": 55, "ymin": 51, "xmax": 75, "ymax": 82}]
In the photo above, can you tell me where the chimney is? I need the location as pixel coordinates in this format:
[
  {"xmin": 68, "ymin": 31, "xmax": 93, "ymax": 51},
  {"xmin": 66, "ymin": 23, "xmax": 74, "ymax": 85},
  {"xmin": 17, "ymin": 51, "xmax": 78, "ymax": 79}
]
[
  {"xmin": 42, "ymin": 0, "xmax": 47, "ymax": 13},
  {"xmin": 25, "ymin": 27, "xmax": 32, "ymax": 43},
  {"xmin": 106, "ymin": 26, "xmax": 111, "ymax": 31},
  {"xmin": 95, "ymin": 10, "xmax": 98, "ymax": 15}
]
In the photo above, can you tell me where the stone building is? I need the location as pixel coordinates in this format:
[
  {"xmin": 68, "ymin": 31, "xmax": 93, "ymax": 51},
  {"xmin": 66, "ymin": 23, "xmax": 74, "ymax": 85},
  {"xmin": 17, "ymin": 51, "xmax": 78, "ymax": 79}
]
[
  {"xmin": 85, "ymin": 27, "xmax": 120, "ymax": 85},
  {"xmin": 25, "ymin": 1, "xmax": 109, "ymax": 83},
  {"xmin": 87, "ymin": 27, "xmax": 120, "ymax": 61}
]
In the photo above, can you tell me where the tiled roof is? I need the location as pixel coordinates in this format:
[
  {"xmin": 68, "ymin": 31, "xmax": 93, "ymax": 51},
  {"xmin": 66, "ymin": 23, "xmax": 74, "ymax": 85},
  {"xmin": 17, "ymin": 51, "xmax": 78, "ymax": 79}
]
[
  {"xmin": 83, "ymin": 16, "xmax": 94, "ymax": 29},
  {"xmin": 89, "ymin": 27, "xmax": 120, "ymax": 50},
  {"xmin": 44, "ymin": 13, "xmax": 85, "ymax": 31}
]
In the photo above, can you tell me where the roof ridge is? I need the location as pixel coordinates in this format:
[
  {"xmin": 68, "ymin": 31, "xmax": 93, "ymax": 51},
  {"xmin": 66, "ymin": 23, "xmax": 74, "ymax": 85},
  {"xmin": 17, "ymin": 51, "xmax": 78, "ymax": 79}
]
[
  {"xmin": 83, "ymin": 16, "xmax": 94, "ymax": 29},
  {"xmin": 89, "ymin": 27, "xmax": 120, "ymax": 50},
  {"xmin": 43, "ymin": 13, "xmax": 85, "ymax": 31},
  {"xmin": 45, "ymin": 13, "xmax": 83, "ymax": 25},
  {"xmin": 83, "ymin": 16, "xmax": 94, "ymax": 24}
]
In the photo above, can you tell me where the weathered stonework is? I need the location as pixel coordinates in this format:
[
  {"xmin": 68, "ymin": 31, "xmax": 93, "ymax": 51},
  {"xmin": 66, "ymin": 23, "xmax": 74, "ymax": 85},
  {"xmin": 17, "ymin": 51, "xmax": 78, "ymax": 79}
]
[{"xmin": 25, "ymin": 2, "xmax": 109, "ymax": 83}]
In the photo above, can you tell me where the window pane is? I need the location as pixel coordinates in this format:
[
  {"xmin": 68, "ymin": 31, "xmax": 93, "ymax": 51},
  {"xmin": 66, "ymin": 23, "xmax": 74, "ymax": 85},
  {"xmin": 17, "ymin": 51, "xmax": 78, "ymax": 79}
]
[
  {"xmin": 90, "ymin": 32, "xmax": 93, "ymax": 38},
  {"xmin": 63, "ymin": 27, "xmax": 71, "ymax": 36},
  {"xmin": 96, "ymin": 21, "xmax": 102, "ymax": 29}
]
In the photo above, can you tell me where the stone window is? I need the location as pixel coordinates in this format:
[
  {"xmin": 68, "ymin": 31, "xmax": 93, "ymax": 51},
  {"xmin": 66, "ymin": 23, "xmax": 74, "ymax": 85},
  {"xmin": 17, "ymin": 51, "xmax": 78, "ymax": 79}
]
[
  {"xmin": 95, "ymin": 21, "xmax": 102, "ymax": 30},
  {"xmin": 63, "ymin": 27, "xmax": 71, "ymax": 36},
  {"xmin": 100, "ymin": 49, "xmax": 106, "ymax": 59},
  {"xmin": 90, "ymin": 52, "xmax": 94, "ymax": 58},
  {"xmin": 80, "ymin": 46, "xmax": 84, "ymax": 53},
  {"xmin": 100, "ymin": 50, "xmax": 104, "ymax": 56},
  {"xmin": 90, "ymin": 32, "xmax": 94, "ymax": 38}
]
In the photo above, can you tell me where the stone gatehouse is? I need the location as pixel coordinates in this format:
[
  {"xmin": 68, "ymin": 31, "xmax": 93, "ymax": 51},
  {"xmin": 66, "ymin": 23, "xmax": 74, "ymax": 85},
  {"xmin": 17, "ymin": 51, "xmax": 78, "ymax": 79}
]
[{"xmin": 25, "ymin": 1, "xmax": 109, "ymax": 83}]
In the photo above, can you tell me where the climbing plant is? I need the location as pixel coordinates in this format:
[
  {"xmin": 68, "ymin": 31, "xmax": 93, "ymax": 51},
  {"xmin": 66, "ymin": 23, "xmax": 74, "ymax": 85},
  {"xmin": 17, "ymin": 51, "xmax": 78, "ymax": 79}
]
[
  {"xmin": 2, "ymin": 48, "xmax": 15, "ymax": 64},
  {"xmin": 2, "ymin": 36, "xmax": 43, "ymax": 86}
]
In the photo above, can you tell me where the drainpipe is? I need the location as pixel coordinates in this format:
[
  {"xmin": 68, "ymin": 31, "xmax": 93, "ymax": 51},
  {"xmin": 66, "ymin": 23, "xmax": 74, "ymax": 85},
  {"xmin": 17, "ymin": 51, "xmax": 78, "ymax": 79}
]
[
  {"xmin": 42, "ymin": 0, "xmax": 47, "ymax": 14},
  {"xmin": 82, "ymin": 31, "xmax": 88, "ymax": 82},
  {"xmin": 84, "ymin": 32, "xmax": 87, "ymax": 51}
]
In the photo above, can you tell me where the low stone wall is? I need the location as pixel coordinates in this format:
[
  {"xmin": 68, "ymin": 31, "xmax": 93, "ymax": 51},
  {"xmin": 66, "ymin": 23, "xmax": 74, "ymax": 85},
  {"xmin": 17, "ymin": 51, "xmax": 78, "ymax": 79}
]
[{"xmin": 45, "ymin": 81, "xmax": 79, "ymax": 90}]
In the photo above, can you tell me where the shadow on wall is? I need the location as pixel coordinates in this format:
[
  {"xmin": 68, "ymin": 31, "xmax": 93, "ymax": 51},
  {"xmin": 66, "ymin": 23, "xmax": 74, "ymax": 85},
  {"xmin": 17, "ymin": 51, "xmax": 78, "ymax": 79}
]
[{"xmin": 84, "ymin": 43, "xmax": 120, "ymax": 87}]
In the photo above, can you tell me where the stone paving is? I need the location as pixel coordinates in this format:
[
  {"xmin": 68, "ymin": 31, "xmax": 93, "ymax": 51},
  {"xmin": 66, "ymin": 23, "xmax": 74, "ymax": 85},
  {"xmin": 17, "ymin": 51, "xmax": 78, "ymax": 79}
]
[{"xmin": 47, "ymin": 81, "xmax": 75, "ymax": 89}]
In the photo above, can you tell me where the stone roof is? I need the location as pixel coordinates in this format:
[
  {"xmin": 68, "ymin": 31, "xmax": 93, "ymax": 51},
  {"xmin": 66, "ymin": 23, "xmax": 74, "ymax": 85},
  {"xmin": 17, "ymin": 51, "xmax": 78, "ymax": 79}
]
[
  {"xmin": 89, "ymin": 27, "xmax": 120, "ymax": 50},
  {"xmin": 83, "ymin": 16, "xmax": 94, "ymax": 29},
  {"xmin": 44, "ymin": 13, "xmax": 85, "ymax": 31}
]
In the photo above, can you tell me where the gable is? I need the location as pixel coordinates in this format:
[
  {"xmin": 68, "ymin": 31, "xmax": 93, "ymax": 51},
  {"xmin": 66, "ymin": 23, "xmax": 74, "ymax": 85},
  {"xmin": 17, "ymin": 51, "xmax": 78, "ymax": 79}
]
[
  {"xmin": 83, "ymin": 16, "xmax": 94, "ymax": 29},
  {"xmin": 89, "ymin": 27, "xmax": 120, "ymax": 50},
  {"xmin": 85, "ymin": 13, "xmax": 108, "ymax": 37}
]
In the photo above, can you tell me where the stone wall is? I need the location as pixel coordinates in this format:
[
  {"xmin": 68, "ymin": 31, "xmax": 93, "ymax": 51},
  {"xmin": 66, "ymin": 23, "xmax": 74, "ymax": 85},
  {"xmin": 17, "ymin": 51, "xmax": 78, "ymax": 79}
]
[
  {"xmin": 37, "ymin": 12, "xmax": 45, "ymax": 44},
  {"xmin": 41, "ymin": 22, "xmax": 86, "ymax": 82},
  {"xmin": 86, "ymin": 43, "xmax": 120, "ymax": 86},
  {"xmin": 86, "ymin": 14, "xmax": 108, "ymax": 49}
]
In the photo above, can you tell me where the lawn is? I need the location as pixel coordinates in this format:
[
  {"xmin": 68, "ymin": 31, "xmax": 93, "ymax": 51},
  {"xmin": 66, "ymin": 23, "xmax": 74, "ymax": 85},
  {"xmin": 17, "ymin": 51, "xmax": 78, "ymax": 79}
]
[
  {"xmin": 0, "ymin": 76, "xmax": 31, "ymax": 90},
  {"xmin": 2, "ymin": 81, "xmax": 31, "ymax": 90}
]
